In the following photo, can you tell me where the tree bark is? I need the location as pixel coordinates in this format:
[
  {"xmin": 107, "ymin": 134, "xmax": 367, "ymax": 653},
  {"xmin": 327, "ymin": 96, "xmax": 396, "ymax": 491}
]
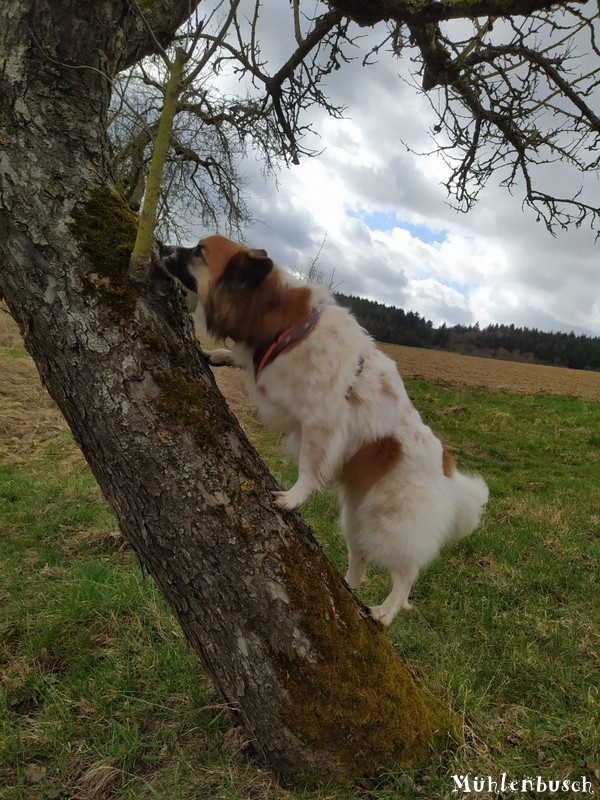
[{"xmin": 0, "ymin": 0, "xmax": 457, "ymax": 783}]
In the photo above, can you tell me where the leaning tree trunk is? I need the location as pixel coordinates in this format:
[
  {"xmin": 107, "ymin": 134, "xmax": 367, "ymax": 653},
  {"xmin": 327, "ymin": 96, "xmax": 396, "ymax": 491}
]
[{"xmin": 0, "ymin": 0, "xmax": 458, "ymax": 783}]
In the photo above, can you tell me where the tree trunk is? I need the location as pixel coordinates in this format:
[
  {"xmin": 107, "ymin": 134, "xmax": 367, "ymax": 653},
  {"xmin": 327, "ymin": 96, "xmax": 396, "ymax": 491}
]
[{"xmin": 0, "ymin": 0, "xmax": 458, "ymax": 783}]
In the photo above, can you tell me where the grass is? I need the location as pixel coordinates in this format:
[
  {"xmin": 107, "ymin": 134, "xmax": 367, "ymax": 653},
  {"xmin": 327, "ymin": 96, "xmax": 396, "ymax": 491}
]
[{"xmin": 1, "ymin": 314, "xmax": 599, "ymax": 798}]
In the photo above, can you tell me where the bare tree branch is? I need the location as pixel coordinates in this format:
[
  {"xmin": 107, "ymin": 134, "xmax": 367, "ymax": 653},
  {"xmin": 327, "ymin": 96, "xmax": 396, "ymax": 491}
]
[
  {"xmin": 391, "ymin": 4, "xmax": 600, "ymax": 230},
  {"xmin": 326, "ymin": 0, "xmax": 585, "ymax": 27},
  {"xmin": 110, "ymin": 0, "xmax": 599, "ymax": 236}
]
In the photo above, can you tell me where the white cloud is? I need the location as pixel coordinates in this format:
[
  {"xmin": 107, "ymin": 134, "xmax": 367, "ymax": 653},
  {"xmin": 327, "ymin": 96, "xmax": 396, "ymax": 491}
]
[{"xmin": 407, "ymin": 278, "xmax": 473, "ymax": 326}]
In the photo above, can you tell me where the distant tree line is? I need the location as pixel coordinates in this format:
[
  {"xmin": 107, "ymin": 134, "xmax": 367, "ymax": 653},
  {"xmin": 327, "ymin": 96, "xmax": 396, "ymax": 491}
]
[{"xmin": 335, "ymin": 294, "xmax": 600, "ymax": 372}]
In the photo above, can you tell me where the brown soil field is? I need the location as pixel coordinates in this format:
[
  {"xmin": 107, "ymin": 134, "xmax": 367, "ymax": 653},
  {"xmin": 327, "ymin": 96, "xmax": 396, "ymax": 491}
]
[{"xmin": 379, "ymin": 342, "xmax": 600, "ymax": 401}]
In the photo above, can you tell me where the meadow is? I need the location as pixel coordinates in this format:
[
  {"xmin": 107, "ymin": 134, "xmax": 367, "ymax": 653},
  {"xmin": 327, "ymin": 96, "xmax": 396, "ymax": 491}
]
[{"xmin": 1, "ymin": 307, "xmax": 599, "ymax": 799}]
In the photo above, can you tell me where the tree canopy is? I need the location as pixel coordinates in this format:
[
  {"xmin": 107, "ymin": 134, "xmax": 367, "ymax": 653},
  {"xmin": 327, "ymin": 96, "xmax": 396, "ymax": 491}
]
[{"xmin": 110, "ymin": 0, "xmax": 599, "ymax": 238}]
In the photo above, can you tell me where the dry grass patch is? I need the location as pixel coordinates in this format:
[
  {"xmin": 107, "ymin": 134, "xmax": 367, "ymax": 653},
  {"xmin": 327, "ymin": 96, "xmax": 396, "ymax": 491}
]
[
  {"xmin": 0, "ymin": 356, "xmax": 71, "ymax": 464},
  {"xmin": 0, "ymin": 305, "xmax": 77, "ymax": 467}
]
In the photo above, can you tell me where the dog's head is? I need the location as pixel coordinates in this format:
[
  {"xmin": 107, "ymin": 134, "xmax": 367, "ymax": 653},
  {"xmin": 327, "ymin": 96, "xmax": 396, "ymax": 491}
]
[{"xmin": 159, "ymin": 234, "xmax": 291, "ymax": 344}]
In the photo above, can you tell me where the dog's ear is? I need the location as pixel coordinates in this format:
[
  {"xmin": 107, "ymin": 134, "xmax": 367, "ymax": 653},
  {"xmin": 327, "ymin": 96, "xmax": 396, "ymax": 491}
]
[{"xmin": 222, "ymin": 249, "xmax": 273, "ymax": 289}]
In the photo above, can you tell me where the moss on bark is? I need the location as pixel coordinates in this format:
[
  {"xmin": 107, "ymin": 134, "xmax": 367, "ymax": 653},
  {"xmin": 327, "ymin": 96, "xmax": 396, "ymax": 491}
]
[
  {"xmin": 69, "ymin": 187, "xmax": 138, "ymax": 319},
  {"xmin": 278, "ymin": 537, "xmax": 461, "ymax": 781},
  {"xmin": 151, "ymin": 371, "xmax": 460, "ymax": 783},
  {"xmin": 153, "ymin": 370, "xmax": 211, "ymax": 444}
]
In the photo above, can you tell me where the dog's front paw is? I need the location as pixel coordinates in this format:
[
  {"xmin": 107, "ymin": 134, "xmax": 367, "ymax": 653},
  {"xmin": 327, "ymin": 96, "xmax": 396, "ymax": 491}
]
[
  {"xmin": 205, "ymin": 348, "xmax": 236, "ymax": 367},
  {"xmin": 344, "ymin": 572, "xmax": 365, "ymax": 591},
  {"xmin": 272, "ymin": 490, "xmax": 300, "ymax": 511},
  {"xmin": 369, "ymin": 605, "xmax": 393, "ymax": 626},
  {"xmin": 369, "ymin": 602, "xmax": 411, "ymax": 627},
  {"xmin": 273, "ymin": 478, "xmax": 314, "ymax": 511}
]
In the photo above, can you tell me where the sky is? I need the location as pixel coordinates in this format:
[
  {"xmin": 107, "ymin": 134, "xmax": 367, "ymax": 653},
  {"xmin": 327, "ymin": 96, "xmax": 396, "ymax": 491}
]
[{"xmin": 190, "ymin": 2, "xmax": 600, "ymax": 337}]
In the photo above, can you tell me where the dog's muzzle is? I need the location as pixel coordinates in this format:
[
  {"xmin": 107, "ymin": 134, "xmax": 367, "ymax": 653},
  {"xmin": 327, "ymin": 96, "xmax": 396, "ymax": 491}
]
[
  {"xmin": 159, "ymin": 244, "xmax": 176, "ymax": 262},
  {"xmin": 158, "ymin": 244, "xmax": 199, "ymax": 294}
]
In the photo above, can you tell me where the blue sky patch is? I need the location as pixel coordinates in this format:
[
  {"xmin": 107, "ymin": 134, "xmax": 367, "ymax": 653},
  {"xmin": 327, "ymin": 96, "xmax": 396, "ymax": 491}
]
[{"xmin": 346, "ymin": 207, "xmax": 446, "ymax": 245}]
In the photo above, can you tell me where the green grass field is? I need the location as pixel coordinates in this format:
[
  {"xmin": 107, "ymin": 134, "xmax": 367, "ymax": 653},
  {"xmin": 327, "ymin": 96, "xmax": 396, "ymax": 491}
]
[{"xmin": 1, "ymin": 320, "xmax": 599, "ymax": 799}]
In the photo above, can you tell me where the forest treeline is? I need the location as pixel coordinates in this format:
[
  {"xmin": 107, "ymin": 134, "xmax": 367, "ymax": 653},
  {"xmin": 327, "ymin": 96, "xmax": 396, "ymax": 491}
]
[{"xmin": 335, "ymin": 293, "xmax": 600, "ymax": 372}]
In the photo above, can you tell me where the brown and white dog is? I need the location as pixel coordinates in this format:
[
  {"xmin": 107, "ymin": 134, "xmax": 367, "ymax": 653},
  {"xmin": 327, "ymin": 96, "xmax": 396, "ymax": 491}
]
[{"xmin": 159, "ymin": 235, "xmax": 489, "ymax": 626}]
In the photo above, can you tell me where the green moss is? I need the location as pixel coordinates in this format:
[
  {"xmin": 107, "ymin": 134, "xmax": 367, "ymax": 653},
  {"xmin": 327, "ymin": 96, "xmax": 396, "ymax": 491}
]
[
  {"xmin": 69, "ymin": 187, "xmax": 138, "ymax": 319},
  {"xmin": 278, "ymin": 538, "xmax": 461, "ymax": 782},
  {"xmin": 141, "ymin": 329, "xmax": 167, "ymax": 351},
  {"xmin": 154, "ymin": 371, "xmax": 209, "ymax": 438}
]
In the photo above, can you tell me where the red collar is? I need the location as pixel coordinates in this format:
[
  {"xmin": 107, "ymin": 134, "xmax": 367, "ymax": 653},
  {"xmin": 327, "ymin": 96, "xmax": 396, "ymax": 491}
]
[{"xmin": 253, "ymin": 307, "xmax": 322, "ymax": 380}]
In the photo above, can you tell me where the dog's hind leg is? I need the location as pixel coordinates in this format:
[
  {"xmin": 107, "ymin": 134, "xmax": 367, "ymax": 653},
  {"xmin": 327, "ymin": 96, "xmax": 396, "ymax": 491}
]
[{"xmin": 369, "ymin": 563, "xmax": 418, "ymax": 626}]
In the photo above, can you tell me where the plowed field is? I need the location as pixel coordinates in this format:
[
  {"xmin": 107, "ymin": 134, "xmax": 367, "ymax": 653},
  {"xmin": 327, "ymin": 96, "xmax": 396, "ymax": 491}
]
[{"xmin": 379, "ymin": 342, "xmax": 600, "ymax": 401}]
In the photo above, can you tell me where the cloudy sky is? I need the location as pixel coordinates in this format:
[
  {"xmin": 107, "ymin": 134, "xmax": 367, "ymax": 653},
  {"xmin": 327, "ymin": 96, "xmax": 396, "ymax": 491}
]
[{"xmin": 195, "ymin": 2, "xmax": 600, "ymax": 337}]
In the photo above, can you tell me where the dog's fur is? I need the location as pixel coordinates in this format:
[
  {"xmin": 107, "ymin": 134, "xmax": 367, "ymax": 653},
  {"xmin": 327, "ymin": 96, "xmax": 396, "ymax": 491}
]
[{"xmin": 159, "ymin": 235, "xmax": 489, "ymax": 626}]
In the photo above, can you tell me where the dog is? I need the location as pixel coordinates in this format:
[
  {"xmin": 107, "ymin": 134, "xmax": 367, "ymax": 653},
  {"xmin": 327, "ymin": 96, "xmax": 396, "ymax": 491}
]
[{"xmin": 159, "ymin": 235, "xmax": 489, "ymax": 626}]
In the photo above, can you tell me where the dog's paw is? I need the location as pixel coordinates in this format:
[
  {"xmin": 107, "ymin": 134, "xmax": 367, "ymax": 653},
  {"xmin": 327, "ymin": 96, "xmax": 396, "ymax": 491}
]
[
  {"xmin": 344, "ymin": 571, "xmax": 366, "ymax": 591},
  {"xmin": 273, "ymin": 478, "xmax": 314, "ymax": 511},
  {"xmin": 369, "ymin": 605, "xmax": 393, "ymax": 626},
  {"xmin": 272, "ymin": 490, "xmax": 300, "ymax": 511},
  {"xmin": 205, "ymin": 348, "xmax": 236, "ymax": 367},
  {"xmin": 369, "ymin": 601, "xmax": 411, "ymax": 627},
  {"xmin": 369, "ymin": 611, "xmax": 384, "ymax": 626}
]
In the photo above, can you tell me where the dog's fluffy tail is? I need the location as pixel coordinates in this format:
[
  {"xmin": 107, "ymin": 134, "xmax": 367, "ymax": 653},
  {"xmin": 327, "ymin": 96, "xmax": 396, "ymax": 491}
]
[{"xmin": 449, "ymin": 471, "xmax": 489, "ymax": 541}]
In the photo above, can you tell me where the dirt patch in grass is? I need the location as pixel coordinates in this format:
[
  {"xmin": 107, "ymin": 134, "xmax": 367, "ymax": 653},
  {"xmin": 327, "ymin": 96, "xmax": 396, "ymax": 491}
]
[
  {"xmin": 204, "ymin": 331, "xmax": 600, "ymax": 411},
  {"xmin": 209, "ymin": 338, "xmax": 600, "ymax": 435},
  {"xmin": 0, "ymin": 303, "xmax": 25, "ymax": 351}
]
